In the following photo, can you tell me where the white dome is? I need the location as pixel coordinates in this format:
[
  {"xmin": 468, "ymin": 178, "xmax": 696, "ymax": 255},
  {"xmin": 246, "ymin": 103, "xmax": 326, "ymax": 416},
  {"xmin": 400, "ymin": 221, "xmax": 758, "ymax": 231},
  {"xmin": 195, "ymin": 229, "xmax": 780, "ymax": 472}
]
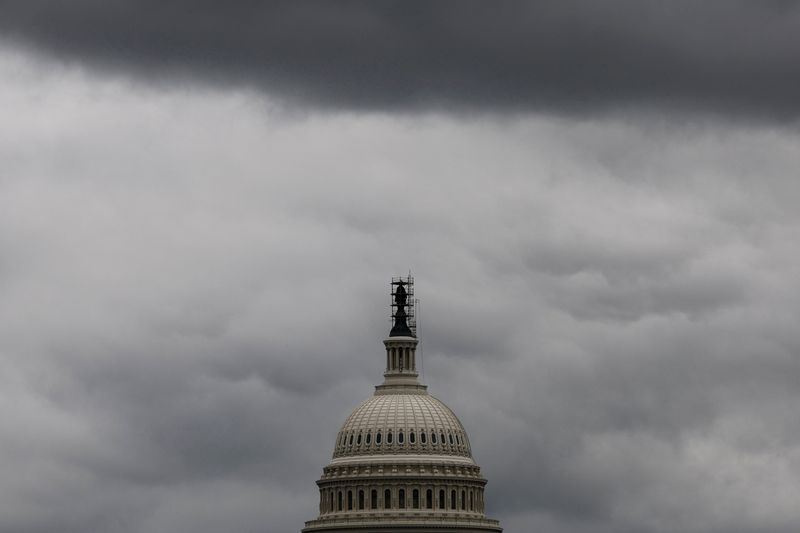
[
  {"xmin": 332, "ymin": 391, "xmax": 472, "ymax": 459},
  {"xmin": 304, "ymin": 281, "xmax": 501, "ymax": 533}
]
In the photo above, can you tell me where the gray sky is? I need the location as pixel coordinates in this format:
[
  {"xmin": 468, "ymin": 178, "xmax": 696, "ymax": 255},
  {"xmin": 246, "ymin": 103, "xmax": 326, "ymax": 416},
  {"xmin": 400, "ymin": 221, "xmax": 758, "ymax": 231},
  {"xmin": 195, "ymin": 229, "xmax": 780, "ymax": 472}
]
[{"xmin": 1, "ymin": 3, "xmax": 800, "ymax": 533}]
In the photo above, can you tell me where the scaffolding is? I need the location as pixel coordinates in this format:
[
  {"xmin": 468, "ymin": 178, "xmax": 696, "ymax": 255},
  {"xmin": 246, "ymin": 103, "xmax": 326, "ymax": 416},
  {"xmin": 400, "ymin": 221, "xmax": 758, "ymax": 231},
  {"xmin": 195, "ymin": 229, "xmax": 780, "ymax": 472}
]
[{"xmin": 390, "ymin": 275, "xmax": 416, "ymax": 337}]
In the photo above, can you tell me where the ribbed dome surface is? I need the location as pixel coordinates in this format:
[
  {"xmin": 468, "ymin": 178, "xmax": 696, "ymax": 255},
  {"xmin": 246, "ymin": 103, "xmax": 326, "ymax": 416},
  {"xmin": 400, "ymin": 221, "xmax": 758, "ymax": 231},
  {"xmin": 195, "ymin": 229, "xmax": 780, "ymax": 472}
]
[{"xmin": 332, "ymin": 391, "xmax": 472, "ymax": 459}]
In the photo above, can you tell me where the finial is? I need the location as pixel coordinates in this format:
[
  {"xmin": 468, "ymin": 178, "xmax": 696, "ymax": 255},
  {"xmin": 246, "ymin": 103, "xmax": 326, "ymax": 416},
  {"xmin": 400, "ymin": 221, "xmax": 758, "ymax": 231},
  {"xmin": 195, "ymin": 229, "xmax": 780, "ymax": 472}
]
[{"xmin": 390, "ymin": 276, "xmax": 415, "ymax": 337}]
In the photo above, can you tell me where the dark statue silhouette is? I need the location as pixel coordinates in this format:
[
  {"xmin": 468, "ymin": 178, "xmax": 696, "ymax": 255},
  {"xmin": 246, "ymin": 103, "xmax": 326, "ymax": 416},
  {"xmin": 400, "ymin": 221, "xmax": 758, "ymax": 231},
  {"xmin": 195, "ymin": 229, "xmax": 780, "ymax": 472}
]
[{"xmin": 390, "ymin": 281, "xmax": 413, "ymax": 337}]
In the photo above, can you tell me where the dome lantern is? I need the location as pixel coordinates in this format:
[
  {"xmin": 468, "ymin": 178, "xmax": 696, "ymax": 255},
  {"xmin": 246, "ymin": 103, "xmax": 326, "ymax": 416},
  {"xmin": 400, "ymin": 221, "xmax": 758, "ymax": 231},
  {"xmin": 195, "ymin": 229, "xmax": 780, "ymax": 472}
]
[{"xmin": 380, "ymin": 276, "xmax": 424, "ymax": 391}]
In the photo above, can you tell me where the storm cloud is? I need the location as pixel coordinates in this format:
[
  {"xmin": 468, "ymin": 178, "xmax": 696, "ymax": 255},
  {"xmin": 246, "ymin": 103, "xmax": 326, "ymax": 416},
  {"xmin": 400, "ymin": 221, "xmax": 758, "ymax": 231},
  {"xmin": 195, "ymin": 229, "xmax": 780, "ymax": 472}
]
[
  {"xmin": 2, "ymin": 1, "xmax": 800, "ymax": 118},
  {"xmin": 2, "ymin": 5, "xmax": 800, "ymax": 533}
]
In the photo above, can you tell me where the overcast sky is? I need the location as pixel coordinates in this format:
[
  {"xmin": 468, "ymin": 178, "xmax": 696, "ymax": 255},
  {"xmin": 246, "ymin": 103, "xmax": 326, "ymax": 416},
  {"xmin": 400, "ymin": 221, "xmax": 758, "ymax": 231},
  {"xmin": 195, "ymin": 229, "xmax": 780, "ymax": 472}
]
[{"xmin": 1, "ymin": 3, "xmax": 800, "ymax": 533}]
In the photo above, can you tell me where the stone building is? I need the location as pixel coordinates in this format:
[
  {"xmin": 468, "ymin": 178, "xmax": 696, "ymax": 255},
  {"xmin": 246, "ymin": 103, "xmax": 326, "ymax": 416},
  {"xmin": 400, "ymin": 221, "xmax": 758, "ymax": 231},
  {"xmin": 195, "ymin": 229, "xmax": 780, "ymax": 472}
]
[{"xmin": 302, "ymin": 278, "xmax": 502, "ymax": 533}]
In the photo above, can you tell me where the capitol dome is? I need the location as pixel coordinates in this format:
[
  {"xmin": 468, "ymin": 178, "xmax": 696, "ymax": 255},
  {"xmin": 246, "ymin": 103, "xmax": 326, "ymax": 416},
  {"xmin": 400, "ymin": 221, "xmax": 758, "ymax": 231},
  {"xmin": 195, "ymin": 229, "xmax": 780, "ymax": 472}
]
[
  {"xmin": 302, "ymin": 277, "xmax": 501, "ymax": 533},
  {"xmin": 333, "ymin": 391, "xmax": 473, "ymax": 461}
]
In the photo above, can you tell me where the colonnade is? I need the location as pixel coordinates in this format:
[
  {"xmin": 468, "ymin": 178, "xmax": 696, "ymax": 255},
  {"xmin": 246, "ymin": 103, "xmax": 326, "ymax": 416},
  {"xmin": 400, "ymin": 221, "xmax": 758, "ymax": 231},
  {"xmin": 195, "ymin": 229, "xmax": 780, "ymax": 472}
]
[
  {"xmin": 319, "ymin": 482, "xmax": 485, "ymax": 516},
  {"xmin": 385, "ymin": 344, "xmax": 416, "ymax": 373}
]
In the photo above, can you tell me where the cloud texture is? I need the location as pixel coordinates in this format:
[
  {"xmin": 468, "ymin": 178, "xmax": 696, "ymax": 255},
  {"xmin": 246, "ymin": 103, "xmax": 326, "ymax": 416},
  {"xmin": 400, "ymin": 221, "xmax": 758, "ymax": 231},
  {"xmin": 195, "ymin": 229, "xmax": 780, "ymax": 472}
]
[
  {"xmin": 2, "ymin": 4, "xmax": 800, "ymax": 532},
  {"xmin": 2, "ymin": 1, "xmax": 800, "ymax": 118}
]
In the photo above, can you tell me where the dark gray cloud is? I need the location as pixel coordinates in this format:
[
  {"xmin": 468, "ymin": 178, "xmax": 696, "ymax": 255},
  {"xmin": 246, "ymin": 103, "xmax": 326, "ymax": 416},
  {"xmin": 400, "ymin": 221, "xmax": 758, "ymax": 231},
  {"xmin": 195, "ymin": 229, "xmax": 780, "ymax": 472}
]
[
  {"xmin": 2, "ymin": 50, "xmax": 800, "ymax": 533},
  {"xmin": 2, "ymin": 1, "xmax": 800, "ymax": 118}
]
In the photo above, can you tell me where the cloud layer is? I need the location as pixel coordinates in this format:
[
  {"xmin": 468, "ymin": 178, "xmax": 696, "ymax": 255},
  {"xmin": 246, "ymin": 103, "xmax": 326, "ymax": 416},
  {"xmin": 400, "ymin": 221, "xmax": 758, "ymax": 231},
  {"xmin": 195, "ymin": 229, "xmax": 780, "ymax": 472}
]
[
  {"xmin": 2, "ymin": 1, "xmax": 800, "ymax": 118},
  {"xmin": 2, "ymin": 49, "xmax": 800, "ymax": 533}
]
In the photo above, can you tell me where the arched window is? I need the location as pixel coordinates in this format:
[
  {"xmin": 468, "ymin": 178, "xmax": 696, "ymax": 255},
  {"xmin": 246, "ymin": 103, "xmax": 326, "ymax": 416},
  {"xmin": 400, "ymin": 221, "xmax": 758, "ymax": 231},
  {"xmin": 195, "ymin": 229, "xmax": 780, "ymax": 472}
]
[
  {"xmin": 339, "ymin": 433, "xmax": 344, "ymax": 446},
  {"xmin": 410, "ymin": 431, "xmax": 416, "ymax": 444},
  {"xmin": 461, "ymin": 490, "xmax": 466, "ymax": 510},
  {"xmin": 398, "ymin": 489, "xmax": 406, "ymax": 509},
  {"xmin": 338, "ymin": 491, "xmax": 343, "ymax": 511},
  {"xmin": 358, "ymin": 490, "xmax": 365, "ymax": 510},
  {"xmin": 366, "ymin": 432, "xmax": 372, "ymax": 445},
  {"xmin": 347, "ymin": 490, "xmax": 353, "ymax": 510},
  {"xmin": 376, "ymin": 432, "xmax": 382, "ymax": 445},
  {"xmin": 450, "ymin": 489, "xmax": 456, "ymax": 510},
  {"xmin": 449, "ymin": 433, "xmax": 454, "ymax": 445},
  {"xmin": 440, "ymin": 433, "xmax": 446, "ymax": 445},
  {"xmin": 356, "ymin": 433, "xmax": 362, "ymax": 445},
  {"xmin": 412, "ymin": 489, "xmax": 419, "ymax": 509},
  {"xmin": 439, "ymin": 489, "xmax": 445, "ymax": 509},
  {"xmin": 431, "ymin": 432, "xmax": 437, "ymax": 444},
  {"xmin": 398, "ymin": 431, "xmax": 404, "ymax": 444},
  {"xmin": 349, "ymin": 434, "xmax": 354, "ymax": 446},
  {"xmin": 371, "ymin": 489, "xmax": 378, "ymax": 509},
  {"xmin": 426, "ymin": 489, "xmax": 433, "ymax": 509},
  {"xmin": 421, "ymin": 431, "xmax": 427, "ymax": 444},
  {"xmin": 384, "ymin": 489, "xmax": 392, "ymax": 509},
  {"xmin": 387, "ymin": 432, "xmax": 393, "ymax": 444}
]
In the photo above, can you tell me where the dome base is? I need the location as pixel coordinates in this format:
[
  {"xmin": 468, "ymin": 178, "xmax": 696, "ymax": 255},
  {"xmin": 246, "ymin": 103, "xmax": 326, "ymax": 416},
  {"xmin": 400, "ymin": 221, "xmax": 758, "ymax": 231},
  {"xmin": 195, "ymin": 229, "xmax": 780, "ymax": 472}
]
[{"xmin": 303, "ymin": 514, "xmax": 502, "ymax": 533}]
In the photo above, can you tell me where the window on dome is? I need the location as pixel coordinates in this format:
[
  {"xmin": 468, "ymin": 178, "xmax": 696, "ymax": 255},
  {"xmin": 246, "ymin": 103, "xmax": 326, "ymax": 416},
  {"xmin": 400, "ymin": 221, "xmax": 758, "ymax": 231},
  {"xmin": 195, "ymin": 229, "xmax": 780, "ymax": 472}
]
[
  {"xmin": 356, "ymin": 433, "xmax": 362, "ymax": 445},
  {"xmin": 387, "ymin": 432, "xmax": 393, "ymax": 444},
  {"xmin": 358, "ymin": 490, "xmax": 365, "ymax": 510},
  {"xmin": 426, "ymin": 489, "xmax": 433, "ymax": 509},
  {"xmin": 450, "ymin": 490, "xmax": 456, "ymax": 510},
  {"xmin": 421, "ymin": 431, "xmax": 427, "ymax": 444},
  {"xmin": 348, "ymin": 490, "xmax": 353, "ymax": 510},
  {"xmin": 398, "ymin": 431, "xmax": 404, "ymax": 444},
  {"xmin": 398, "ymin": 489, "xmax": 406, "ymax": 509},
  {"xmin": 366, "ymin": 432, "xmax": 372, "ymax": 445},
  {"xmin": 438, "ymin": 489, "xmax": 445, "ymax": 509},
  {"xmin": 338, "ymin": 491, "xmax": 343, "ymax": 511},
  {"xmin": 376, "ymin": 432, "xmax": 382, "ymax": 445},
  {"xmin": 410, "ymin": 431, "xmax": 416, "ymax": 444},
  {"xmin": 449, "ymin": 433, "xmax": 454, "ymax": 445},
  {"xmin": 371, "ymin": 489, "xmax": 377, "ymax": 509},
  {"xmin": 440, "ymin": 433, "xmax": 445, "ymax": 445},
  {"xmin": 384, "ymin": 489, "xmax": 392, "ymax": 509},
  {"xmin": 431, "ymin": 432, "xmax": 437, "ymax": 444},
  {"xmin": 461, "ymin": 490, "xmax": 466, "ymax": 510},
  {"xmin": 412, "ymin": 489, "xmax": 419, "ymax": 509},
  {"xmin": 349, "ymin": 434, "xmax": 354, "ymax": 446}
]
